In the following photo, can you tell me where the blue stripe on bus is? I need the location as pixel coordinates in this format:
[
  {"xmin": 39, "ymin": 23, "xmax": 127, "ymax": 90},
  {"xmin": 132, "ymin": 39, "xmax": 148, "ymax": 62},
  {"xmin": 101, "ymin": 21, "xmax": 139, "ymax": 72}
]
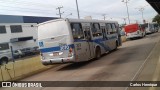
[
  {"xmin": 74, "ymin": 38, "xmax": 114, "ymax": 51},
  {"xmin": 40, "ymin": 44, "xmax": 74, "ymax": 53},
  {"xmin": 92, "ymin": 39, "xmax": 111, "ymax": 51},
  {"xmin": 40, "ymin": 36, "xmax": 117, "ymax": 53},
  {"xmin": 73, "ymin": 36, "xmax": 117, "ymax": 42}
]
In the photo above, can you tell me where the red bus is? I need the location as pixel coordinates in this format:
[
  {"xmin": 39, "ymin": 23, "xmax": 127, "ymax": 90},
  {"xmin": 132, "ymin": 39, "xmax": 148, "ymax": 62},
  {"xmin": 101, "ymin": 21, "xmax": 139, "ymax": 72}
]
[{"xmin": 124, "ymin": 23, "xmax": 146, "ymax": 39}]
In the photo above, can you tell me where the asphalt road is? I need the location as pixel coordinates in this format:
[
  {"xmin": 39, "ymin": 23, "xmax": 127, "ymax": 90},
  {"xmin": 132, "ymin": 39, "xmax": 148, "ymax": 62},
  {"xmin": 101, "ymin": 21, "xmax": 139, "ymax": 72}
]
[{"xmin": 1, "ymin": 32, "xmax": 160, "ymax": 90}]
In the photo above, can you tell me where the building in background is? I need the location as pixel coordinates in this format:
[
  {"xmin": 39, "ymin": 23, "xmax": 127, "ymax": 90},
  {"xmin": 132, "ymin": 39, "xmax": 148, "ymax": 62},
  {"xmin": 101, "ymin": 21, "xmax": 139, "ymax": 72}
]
[
  {"xmin": 0, "ymin": 15, "xmax": 57, "ymax": 23},
  {"xmin": 0, "ymin": 15, "xmax": 57, "ymax": 63},
  {"xmin": 0, "ymin": 14, "xmax": 57, "ymax": 50},
  {"xmin": 0, "ymin": 23, "xmax": 38, "ymax": 50}
]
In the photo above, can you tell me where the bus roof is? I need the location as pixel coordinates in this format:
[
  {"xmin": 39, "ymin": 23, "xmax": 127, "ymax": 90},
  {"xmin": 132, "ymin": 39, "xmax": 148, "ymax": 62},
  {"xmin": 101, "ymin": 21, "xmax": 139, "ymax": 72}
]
[{"xmin": 38, "ymin": 18, "xmax": 118, "ymax": 26}]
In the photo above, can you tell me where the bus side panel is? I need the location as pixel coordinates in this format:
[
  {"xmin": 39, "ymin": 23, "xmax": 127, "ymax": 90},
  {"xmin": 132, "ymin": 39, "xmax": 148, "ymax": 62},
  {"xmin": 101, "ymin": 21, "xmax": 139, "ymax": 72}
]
[{"xmin": 73, "ymin": 41, "xmax": 91, "ymax": 62}]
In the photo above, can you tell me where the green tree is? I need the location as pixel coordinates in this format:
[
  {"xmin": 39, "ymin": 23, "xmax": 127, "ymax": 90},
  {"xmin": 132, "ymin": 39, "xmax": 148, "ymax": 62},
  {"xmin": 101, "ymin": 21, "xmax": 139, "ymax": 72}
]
[{"xmin": 152, "ymin": 14, "xmax": 160, "ymax": 24}]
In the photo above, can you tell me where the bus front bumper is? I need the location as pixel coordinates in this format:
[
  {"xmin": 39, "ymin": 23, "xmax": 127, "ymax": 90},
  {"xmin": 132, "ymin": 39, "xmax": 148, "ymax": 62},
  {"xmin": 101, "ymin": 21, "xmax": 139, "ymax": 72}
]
[
  {"xmin": 126, "ymin": 33, "xmax": 142, "ymax": 39},
  {"xmin": 41, "ymin": 56, "xmax": 75, "ymax": 65}
]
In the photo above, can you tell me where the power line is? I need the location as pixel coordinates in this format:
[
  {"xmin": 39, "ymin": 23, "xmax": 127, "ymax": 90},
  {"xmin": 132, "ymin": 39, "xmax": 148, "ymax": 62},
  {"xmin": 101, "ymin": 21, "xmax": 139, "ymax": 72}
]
[{"xmin": 0, "ymin": 1, "xmax": 109, "ymax": 18}]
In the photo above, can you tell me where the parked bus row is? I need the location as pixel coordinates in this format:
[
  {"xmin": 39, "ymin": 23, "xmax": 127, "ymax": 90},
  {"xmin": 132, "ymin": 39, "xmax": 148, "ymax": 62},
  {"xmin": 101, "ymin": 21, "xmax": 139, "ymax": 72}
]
[
  {"xmin": 38, "ymin": 19, "xmax": 122, "ymax": 65},
  {"xmin": 122, "ymin": 22, "xmax": 159, "ymax": 39}
]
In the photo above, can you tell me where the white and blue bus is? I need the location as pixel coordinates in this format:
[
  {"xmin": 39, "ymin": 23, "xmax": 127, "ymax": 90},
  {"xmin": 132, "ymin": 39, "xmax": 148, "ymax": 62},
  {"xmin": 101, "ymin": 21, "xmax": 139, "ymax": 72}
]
[{"xmin": 38, "ymin": 19, "xmax": 121, "ymax": 65}]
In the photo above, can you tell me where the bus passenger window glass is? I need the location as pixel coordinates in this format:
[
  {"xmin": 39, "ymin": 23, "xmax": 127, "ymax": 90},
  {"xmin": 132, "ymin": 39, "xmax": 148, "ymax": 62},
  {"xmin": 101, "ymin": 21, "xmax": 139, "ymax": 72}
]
[
  {"xmin": 111, "ymin": 23, "xmax": 117, "ymax": 34},
  {"xmin": 106, "ymin": 24, "xmax": 112, "ymax": 34},
  {"xmin": 101, "ymin": 27, "xmax": 106, "ymax": 38},
  {"xmin": 71, "ymin": 23, "xmax": 84, "ymax": 39},
  {"xmin": 92, "ymin": 23, "xmax": 102, "ymax": 37},
  {"xmin": 0, "ymin": 43, "xmax": 9, "ymax": 50},
  {"xmin": 0, "ymin": 26, "xmax": 6, "ymax": 34},
  {"xmin": 84, "ymin": 28, "xmax": 91, "ymax": 40}
]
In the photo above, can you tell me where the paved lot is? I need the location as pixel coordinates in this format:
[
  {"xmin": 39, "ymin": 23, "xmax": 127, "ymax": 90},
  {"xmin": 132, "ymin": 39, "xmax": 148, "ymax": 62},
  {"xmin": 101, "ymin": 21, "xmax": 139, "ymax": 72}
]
[{"xmin": 1, "ymin": 32, "xmax": 160, "ymax": 90}]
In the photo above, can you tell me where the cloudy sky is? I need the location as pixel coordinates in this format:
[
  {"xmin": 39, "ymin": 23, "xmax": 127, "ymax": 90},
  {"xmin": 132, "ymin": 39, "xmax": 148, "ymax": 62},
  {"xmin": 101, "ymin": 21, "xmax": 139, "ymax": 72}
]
[{"xmin": 0, "ymin": 0, "xmax": 158, "ymax": 24}]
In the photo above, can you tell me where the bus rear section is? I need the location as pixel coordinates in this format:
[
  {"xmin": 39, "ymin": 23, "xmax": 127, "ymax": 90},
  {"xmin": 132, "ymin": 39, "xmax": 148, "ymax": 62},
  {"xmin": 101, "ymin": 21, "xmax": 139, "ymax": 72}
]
[
  {"xmin": 38, "ymin": 19, "xmax": 75, "ymax": 65},
  {"xmin": 144, "ymin": 23, "xmax": 155, "ymax": 34},
  {"xmin": 124, "ymin": 23, "xmax": 145, "ymax": 39}
]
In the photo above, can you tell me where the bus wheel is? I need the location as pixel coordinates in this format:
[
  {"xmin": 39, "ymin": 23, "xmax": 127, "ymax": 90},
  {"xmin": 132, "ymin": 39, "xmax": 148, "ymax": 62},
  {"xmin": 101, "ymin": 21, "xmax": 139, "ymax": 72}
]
[{"xmin": 95, "ymin": 47, "xmax": 101, "ymax": 60}]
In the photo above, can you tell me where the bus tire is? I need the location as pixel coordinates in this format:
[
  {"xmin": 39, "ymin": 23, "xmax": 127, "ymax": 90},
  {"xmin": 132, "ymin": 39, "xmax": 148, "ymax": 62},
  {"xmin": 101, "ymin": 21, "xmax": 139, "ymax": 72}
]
[
  {"xmin": 0, "ymin": 57, "xmax": 8, "ymax": 65},
  {"xmin": 95, "ymin": 47, "xmax": 101, "ymax": 60}
]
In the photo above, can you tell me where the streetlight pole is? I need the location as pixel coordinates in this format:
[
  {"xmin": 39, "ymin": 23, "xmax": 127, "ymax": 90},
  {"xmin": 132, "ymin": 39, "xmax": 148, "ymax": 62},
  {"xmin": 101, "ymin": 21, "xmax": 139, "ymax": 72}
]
[
  {"xmin": 122, "ymin": 0, "xmax": 130, "ymax": 24},
  {"xmin": 139, "ymin": 8, "xmax": 144, "ymax": 20},
  {"xmin": 135, "ymin": 5, "xmax": 148, "ymax": 23},
  {"xmin": 76, "ymin": 0, "xmax": 80, "ymax": 19}
]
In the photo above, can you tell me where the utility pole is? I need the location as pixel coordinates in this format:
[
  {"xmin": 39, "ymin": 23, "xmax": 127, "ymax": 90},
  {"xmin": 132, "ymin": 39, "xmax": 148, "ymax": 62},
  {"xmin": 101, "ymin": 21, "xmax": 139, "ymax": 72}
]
[
  {"xmin": 76, "ymin": 0, "xmax": 80, "ymax": 19},
  {"xmin": 56, "ymin": 6, "xmax": 64, "ymax": 18},
  {"xmin": 138, "ymin": 8, "xmax": 144, "ymax": 20},
  {"xmin": 135, "ymin": 5, "xmax": 148, "ymax": 23},
  {"xmin": 122, "ymin": 0, "xmax": 130, "ymax": 24},
  {"xmin": 102, "ymin": 14, "xmax": 106, "ymax": 20}
]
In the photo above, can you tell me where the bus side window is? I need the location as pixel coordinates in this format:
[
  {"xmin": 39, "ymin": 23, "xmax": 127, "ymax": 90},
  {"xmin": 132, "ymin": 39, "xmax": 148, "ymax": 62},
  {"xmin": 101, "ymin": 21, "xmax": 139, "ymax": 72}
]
[
  {"xmin": 106, "ymin": 23, "xmax": 112, "ymax": 35},
  {"xmin": 84, "ymin": 27, "xmax": 91, "ymax": 40},
  {"xmin": 101, "ymin": 27, "xmax": 106, "ymax": 39},
  {"xmin": 111, "ymin": 23, "xmax": 117, "ymax": 34},
  {"xmin": 70, "ymin": 23, "xmax": 84, "ymax": 39},
  {"xmin": 91, "ymin": 23, "xmax": 102, "ymax": 37}
]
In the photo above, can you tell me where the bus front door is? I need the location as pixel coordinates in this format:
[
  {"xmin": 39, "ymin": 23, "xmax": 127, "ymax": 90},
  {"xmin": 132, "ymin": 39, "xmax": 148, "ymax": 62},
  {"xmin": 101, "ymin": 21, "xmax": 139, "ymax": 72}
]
[
  {"xmin": 83, "ymin": 26, "xmax": 94, "ymax": 60},
  {"xmin": 74, "ymin": 27, "xmax": 93, "ymax": 62}
]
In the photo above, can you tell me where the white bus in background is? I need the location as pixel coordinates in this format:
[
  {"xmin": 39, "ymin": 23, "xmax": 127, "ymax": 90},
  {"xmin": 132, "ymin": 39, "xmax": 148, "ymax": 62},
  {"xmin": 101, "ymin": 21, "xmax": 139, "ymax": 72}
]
[
  {"xmin": 38, "ymin": 19, "xmax": 122, "ymax": 65},
  {"xmin": 152, "ymin": 22, "xmax": 159, "ymax": 32},
  {"xmin": 0, "ymin": 23, "xmax": 37, "ymax": 65},
  {"xmin": 144, "ymin": 22, "xmax": 159, "ymax": 34}
]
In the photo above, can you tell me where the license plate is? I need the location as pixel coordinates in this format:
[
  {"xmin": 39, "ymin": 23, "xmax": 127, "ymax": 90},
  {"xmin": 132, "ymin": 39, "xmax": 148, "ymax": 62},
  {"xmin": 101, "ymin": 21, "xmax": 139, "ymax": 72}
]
[{"xmin": 53, "ymin": 52, "xmax": 59, "ymax": 56}]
